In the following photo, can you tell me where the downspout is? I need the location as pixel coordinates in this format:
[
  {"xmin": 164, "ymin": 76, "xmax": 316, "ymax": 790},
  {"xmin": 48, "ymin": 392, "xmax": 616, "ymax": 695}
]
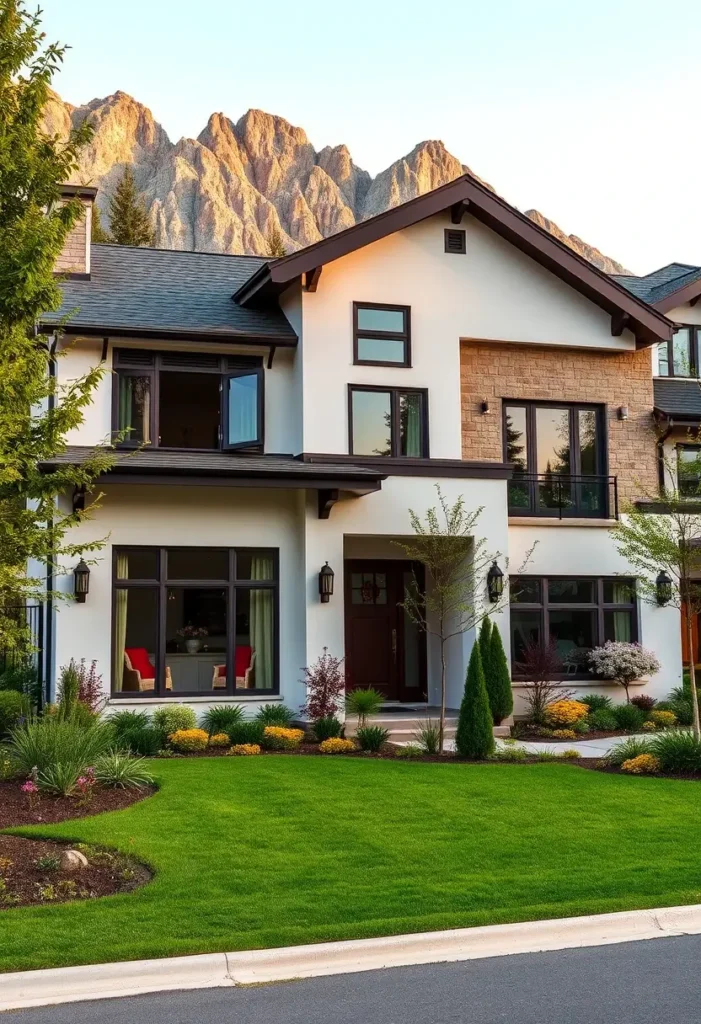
[
  {"xmin": 656, "ymin": 414, "xmax": 673, "ymax": 495},
  {"xmin": 43, "ymin": 332, "xmax": 58, "ymax": 708}
]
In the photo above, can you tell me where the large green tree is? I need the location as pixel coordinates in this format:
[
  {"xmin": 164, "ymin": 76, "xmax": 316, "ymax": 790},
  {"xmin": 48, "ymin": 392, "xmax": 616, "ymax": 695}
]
[
  {"xmin": 0, "ymin": 1, "xmax": 112, "ymax": 659},
  {"xmin": 108, "ymin": 166, "xmax": 154, "ymax": 247}
]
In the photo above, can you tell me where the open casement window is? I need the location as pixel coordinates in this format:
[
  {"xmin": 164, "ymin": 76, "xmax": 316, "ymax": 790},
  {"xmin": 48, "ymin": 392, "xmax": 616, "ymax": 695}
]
[
  {"xmin": 657, "ymin": 328, "xmax": 701, "ymax": 378},
  {"xmin": 221, "ymin": 368, "xmax": 264, "ymax": 450},
  {"xmin": 349, "ymin": 386, "xmax": 428, "ymax": 458},
  {"xmin": 353, "ymin": 303, "xmax": 411, "ymax": 367}
]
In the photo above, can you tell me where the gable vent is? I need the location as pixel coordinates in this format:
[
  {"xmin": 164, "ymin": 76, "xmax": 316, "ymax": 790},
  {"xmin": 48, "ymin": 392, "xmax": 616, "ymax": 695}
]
[
  {"xmin": 444, "ymin": 228, "xmax": 466, "ymax": 254},
  {"xmin": 161, "ymin": 352, "xmax": 219, "ymax": 369}
]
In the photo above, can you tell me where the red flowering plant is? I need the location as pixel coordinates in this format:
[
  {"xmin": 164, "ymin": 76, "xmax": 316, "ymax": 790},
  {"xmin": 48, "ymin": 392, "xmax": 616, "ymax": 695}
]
[
  {"xmin": 21, "ymin": 767, "xmax": 39, "ymax": 810},
  {"xmin": 76, "ymin": 660, "xmax": 106, "ymax": 714},
  {"xmin": 301, "ymin": 648, "xmax": 345, "ymax": 722},
  {"xmin": 75, "ymin": 766, "xmax": 96, "ymax": 806}
]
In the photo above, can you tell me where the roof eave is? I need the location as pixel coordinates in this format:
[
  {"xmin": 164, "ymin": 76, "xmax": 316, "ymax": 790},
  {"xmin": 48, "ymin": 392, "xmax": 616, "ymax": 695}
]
[
  {"xmin": 37, "ymin": 322, "xmax": 297, "ymax": 346},
  {"xmin": 654, "ymin": 279, "xmax": 701, "ymax": 314}
]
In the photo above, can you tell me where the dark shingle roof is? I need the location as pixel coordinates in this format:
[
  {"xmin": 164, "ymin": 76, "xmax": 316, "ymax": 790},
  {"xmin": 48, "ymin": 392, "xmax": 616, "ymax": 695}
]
[
  {"xmin": 613, "ymin": 263, "xmax": 701, "ymax": 306},
  {"xmin": 42, "ymin": 245, "xmax": 296, "ymax": 342},
  {"xmin": 654, "ymin": 378, "xmax": 701, "ymax": 419}
]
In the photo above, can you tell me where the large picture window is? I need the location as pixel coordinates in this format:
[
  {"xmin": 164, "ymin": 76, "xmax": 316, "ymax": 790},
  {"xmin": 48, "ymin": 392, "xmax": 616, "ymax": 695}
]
[
  {"xmin": 112, "ymin": 547, "xmax": 278, "ymax": 697},
  {"xmin": 510, "ymin": 576, "xmax": 637, "ymax": 678},
  {"xmin": 349, "ymin": 385, "xmax": 428, "ymax": 458},
  {"xmin": 113, "ymin": 349, "xmax": 264, "ymax": 451}
]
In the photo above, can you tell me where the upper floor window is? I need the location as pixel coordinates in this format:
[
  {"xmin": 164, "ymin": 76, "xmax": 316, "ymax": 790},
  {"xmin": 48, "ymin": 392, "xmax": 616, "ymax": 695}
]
[
  {"xmin": 504, "ymin": 401, "xmax": 612, "ymax": 518},
  {"xmin": 113, "ymin": 349, "xmax": 264, "ymax": 451},
  {"xmin": 658, "ymin": 327, "xmax": 700, "ymax": 377},
  {"xmin": 677, "ymin": 445, "xmax": 701, "ymax": 497},
  {"xmin": 349, "ymin": 385, "xmax": 428, "ymax": 458},
  {"xmin": 353, "ymin": 303, "xmax": 411, "ymax": 366}
]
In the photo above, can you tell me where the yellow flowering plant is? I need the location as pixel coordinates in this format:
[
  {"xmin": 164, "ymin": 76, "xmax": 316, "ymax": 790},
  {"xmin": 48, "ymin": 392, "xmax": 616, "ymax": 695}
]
[
  {"xmin": 168, "ymin": 728, "xmax": 208, "ymax": 752},
  {"xmin": 262, "ymin": 726, "xmax": 304, "ymax": 750},
  {"xmin": 228, "ymin": 744, "xmax": 261, "ymax": 756},
  {"xmin": 621, "ymin": 753, "xmax": 661, "ymax": 774},
  {"xmin": 544, "ymin": 701, "xmax": 589, "ymax": 727},
  {"xmin": 649, "ymin": 710, "xmax": 676, "ymax": 729},
  {"xmin": 550, "ymin": 728, "xmax": 577, "ymax": 740},
  {"xmin": 319, "ymin": 738, "xmax": 356, "ymax": 754},
  {"xmin": 208, "ymin": 733, "xmax": 230, "ymax": 747},
  {"xmin": 642, "ymin": 720, "xmax": 657, "ymax": 731}
]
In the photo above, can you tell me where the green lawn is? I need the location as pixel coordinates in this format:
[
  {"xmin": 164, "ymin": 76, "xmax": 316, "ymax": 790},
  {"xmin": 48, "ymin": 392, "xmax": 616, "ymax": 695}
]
[{"xmin": 3, "ymin": 756, "xmax": 701, "ymax": 973}]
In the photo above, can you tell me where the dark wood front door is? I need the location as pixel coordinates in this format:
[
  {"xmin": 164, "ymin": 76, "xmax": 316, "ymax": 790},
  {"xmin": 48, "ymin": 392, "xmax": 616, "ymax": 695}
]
[{"xmin": 344, "ymin": 560, "xmax": 427, "ymax": 701}]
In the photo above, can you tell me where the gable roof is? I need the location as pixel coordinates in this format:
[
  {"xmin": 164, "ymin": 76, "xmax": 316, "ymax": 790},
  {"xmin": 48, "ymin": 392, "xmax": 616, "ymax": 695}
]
[
  {"xmin": 614, "ymin": 263, "xmax": 701, "ymax": 314},
  {"xmin": 42, "ymin": 244, "xmax": 295, "ymax": 345},
  {"xmin": 233, "ymin": 173, "xmax": 673, "ymax": 346}
]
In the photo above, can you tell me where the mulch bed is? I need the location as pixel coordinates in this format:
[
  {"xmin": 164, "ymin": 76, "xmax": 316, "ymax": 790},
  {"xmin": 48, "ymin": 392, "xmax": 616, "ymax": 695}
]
[
  {"xmin": 0, "ymin": 835, "xmax": 150, "ymax": 910},
  {"xmin": 513, "ymin": 730, "xmax": 630, "ymax": 742},
  {"xmin": 0, "ymin": 780, "xmax": 156, "ymax": 830}
]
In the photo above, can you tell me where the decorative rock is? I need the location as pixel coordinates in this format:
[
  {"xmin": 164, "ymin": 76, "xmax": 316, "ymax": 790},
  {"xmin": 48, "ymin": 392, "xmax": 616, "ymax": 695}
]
[{"xmin": 60, "ymin": 849, "xmax": 88, "ymax": 873}]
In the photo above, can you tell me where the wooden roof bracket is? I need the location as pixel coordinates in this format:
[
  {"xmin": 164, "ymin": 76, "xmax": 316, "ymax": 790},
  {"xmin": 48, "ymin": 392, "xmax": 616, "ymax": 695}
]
[
  {"xmin": 611, "ymin": 312, "xmax": 631, "ymax": 337},
  {"xmin": 450, "ymin": 200, "xmax": 470, "ymax": 224},
  {"xmin": 318, "ymin": 488, "xmax": 339, "ymax": 519},
  {"xmin": 304, "ymin": 267, "xmax": 322, "ymax": 292}
]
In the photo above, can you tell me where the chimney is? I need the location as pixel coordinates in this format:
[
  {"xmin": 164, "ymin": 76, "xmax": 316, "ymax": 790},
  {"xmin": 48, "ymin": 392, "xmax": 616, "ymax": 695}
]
[{"xmin": 54, "ymin": 184, "xmax": 98, "ymax": 279}]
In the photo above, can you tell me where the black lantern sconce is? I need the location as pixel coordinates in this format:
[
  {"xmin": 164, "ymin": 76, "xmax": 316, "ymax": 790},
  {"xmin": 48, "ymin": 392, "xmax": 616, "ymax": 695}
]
[
  {"xmin": 656, "ymin": 570, "xmax": 672, "ymax": 607},
  {"xmin": 319, "ymin": 562, "xmax": 335, "ymax": 603},
  {"xmin": 74, "ymin": 559, "xmax": 90, "ymax": 603},
  {"xmin": 487, "ymin": 560, "xmax": 504, "ymax": 603}
]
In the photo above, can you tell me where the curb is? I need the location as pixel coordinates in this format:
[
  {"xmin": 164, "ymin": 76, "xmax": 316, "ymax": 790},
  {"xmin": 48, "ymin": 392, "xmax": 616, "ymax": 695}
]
[{"xmin": 2, "ymin": 904, "xmax": 701, "ymax": 1012}]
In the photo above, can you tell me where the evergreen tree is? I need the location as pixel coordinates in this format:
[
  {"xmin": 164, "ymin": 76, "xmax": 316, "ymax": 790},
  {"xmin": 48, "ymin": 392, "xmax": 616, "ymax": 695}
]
[
  {"xmin": 455, "ymin": 642, "xmax": 494, "ymax": 759},
  {"xmin": 478, "ymin": 617, "xmax": 493, "ymax": 701},
  {"xmin": 91, "ymin": 202, "xmax": 111, "ymax": 243},
  {"xmin": 0, "ymin": 1, "xmax": 113, "ymax": 660},
  {"xmin": 488, "ymin": 623, "xmax": 513, "ymax": 724},
  {"xmin": 266, "ymin": 225, "xmax": 287, "ymax": 258},
  {"xmin": 108, "ymin": 166, "xmax": 154, "ymax": 247}
]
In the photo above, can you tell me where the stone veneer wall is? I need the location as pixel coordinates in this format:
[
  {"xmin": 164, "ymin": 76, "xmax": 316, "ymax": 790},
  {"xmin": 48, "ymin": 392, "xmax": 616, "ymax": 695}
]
[{"xmin": 460, "ymin": 341, "xmax": 658, "ymax": 505}]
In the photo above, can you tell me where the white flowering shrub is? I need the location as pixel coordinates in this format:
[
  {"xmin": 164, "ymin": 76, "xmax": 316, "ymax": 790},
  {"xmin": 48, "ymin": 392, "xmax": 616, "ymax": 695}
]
[{"xmin": 589, "ymin": 642, "xmax": 660, "ymax": 703}]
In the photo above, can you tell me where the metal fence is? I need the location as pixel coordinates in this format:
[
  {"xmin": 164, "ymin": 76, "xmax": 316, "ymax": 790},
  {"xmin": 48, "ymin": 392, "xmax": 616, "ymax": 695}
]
[{"xmin": 0, "ymin": 603, "xmax": 45, "ymax": 691}]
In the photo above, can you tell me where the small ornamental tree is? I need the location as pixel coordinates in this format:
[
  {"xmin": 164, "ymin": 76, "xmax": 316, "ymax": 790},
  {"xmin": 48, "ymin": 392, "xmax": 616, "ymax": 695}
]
[
  {"xmin": 517, "ymin": 639, "xmax": 573, "ymax": 726},
  {"xmin": 589, "ymin": 642, "xmax": 660, "ymax": 705},
  {"xmin": 301, "ymin": 648, "xmax": 345, "ymax": 721},
  {"xmin": 488, "ymin": 623, "xmax": 513, "ymax": 724},
  {"xmin": 455, "ymin": 641, "xmax": 494, "ymax": 759}
]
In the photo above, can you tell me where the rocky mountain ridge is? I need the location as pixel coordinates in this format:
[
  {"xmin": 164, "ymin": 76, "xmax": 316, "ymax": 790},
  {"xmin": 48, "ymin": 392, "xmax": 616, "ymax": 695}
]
[{"xmin": 46, "ymin": 89, "xmax": 627, "ymax": 273}]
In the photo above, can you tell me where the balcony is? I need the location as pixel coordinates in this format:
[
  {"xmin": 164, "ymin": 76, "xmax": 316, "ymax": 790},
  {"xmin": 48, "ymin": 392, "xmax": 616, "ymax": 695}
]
[{"xmin": 507, "ymin": 473, "xmax": 618, "ymax": 520}]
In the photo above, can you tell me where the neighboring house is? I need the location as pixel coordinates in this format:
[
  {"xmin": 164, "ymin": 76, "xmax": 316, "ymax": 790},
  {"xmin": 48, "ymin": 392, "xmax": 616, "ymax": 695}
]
[
  {"xmin": 39, "ymin": 178, "xmax": 680, "ymax": 716},
  {"xmin": 615, "ymin": 262, "xmax": 701, "ymax": 665}
]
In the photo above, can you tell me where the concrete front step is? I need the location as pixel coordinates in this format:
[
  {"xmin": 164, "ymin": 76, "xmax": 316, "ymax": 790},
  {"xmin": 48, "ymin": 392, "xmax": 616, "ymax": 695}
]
[{"xmin": 345, "ymin": 715, "xmax": 510, "ymax": 742}]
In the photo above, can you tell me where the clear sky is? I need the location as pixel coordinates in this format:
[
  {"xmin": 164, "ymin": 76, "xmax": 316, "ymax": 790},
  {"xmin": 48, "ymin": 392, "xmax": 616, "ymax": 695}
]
[{"xmin": 41, "ymin": 0, "xmax": 701, "ymax": 274}]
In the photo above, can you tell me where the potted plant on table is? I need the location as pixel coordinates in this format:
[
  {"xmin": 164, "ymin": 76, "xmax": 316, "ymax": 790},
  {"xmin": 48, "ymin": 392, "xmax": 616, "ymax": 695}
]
[{"xmin": 177, "ymin": 625, "xmax": 208, "ymax": 654}]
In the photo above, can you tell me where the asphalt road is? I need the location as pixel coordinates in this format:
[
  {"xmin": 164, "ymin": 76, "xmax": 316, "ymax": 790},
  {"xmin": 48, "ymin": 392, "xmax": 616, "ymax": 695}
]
[{"xmin": 7, "ymin": 935, "xmax": 701, "ymax": 1023}]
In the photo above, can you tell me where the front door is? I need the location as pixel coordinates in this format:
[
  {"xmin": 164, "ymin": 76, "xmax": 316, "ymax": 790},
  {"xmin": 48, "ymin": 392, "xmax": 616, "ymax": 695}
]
[{"xmin": 344, "ymin": 560, "xmax": 427, "ymax": 701}]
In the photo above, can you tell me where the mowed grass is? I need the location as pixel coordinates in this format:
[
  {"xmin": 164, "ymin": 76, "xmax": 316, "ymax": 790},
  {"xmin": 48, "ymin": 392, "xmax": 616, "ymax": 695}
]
[{"xmin": 3, "ymin": 756, "xmax": 701, "ymax": 972}]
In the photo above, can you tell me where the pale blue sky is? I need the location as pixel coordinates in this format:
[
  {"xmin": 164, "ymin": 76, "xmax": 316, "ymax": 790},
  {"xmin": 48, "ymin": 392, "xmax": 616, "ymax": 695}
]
[{"xmin": 42, "ymin": 0, "xmax": 701, "ymax": 273}]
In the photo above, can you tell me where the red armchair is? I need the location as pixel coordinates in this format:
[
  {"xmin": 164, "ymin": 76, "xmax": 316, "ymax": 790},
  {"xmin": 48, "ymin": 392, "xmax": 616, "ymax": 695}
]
[
  {"xmin": 123, "ymin": 648, "xmax": 172, "ymax": 692},
  {"xmin": 212, "ymin": 646, "xmax": 255, "ymax": 689}
]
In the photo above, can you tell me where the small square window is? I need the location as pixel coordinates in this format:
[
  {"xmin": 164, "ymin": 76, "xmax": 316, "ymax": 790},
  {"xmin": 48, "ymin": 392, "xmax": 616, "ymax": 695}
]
[{"xmin": 353, "ymin": 303, "xmax": 410, "ymax": 366}]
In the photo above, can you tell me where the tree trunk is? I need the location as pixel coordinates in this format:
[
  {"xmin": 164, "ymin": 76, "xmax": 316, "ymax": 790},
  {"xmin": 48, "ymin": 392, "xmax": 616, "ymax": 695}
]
[
  {"xmin": 686, "ymin": 613, "xmax": 700, "ymax": 740},
  {"xmin": 439, "ymin": 639, "xmax": 446, "ymax": 754}
]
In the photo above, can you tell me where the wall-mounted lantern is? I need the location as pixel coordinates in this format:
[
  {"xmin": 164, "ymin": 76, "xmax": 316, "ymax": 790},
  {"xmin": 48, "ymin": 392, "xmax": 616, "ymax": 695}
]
[
  {"xmin": 617, "ymin": 405, "xmax": 629, "ymax": 421},
  {"xmin": 656, "ymin": 569, "xmax": 672, "ymax": 606},
  {"xmin": 487, "ymin": 560, "xmax": 504, "ymax": 603},
  {"xmin": 319, "ymin": 562, "xmax": 335, "ymax": 603},
  {"xmin": 74, "ymin": 559, "xmax": 90, "ymax": 603}
]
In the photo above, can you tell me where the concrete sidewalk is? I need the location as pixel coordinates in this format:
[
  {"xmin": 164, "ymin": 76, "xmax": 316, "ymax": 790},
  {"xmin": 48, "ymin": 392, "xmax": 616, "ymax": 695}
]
[{"xmin": 441, "ymin": 733, "xmax": 648, "ymax": 756}]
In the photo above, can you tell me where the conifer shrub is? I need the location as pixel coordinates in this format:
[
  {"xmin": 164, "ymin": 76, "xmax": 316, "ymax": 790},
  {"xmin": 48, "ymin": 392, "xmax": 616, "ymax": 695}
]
[
  {"xmin": 455, "ymin": 643, "xmax": 494, "ymax": 759},
  {"xmin": 487, "ymin": 623, "xmax": 513, "ymax": 724}
]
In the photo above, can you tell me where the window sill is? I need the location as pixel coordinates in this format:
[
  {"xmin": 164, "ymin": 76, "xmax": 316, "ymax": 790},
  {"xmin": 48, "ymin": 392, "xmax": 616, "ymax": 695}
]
[
  {"xmin": 107, "ymin": 694, "xmax": 282, "ymax": 704},
  {"xmin": 511, "ymin": 679, "xmax": 647, "ymax": 688},
  {"xmin": 508, "ymin": 517, "xmax": 617, "ymax": 528}
]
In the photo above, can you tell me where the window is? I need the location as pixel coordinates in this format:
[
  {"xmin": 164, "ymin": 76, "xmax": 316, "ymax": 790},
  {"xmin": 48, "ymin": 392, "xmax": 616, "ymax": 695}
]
[
  {"xmin": 112, "ymin": 547, "xmax": 278, "ymax": 696},
  {"xmin": 510, "ymin": 576, "xmax": 637, "ymax": 678},
  {"xmin": 113, "ymin": 350, "xmax": 264, "ymax": 451},
  {"xmin": 657, "ymin": 327, "xmax": 701, "ymax": 377},
  {"xmin": 504, "ymin": 401, "xmax": 610, "ymax": 517},
  {"xmin": 677, "ymin": 446, "xmax": 701, "ymax": 497},
  {"xmin": 349, "ymin": 386, "xmax": 428, "ymax": 458},
  {"xmin": 353, "ymin": 303, "xmax": 411, "ymax": 366}
]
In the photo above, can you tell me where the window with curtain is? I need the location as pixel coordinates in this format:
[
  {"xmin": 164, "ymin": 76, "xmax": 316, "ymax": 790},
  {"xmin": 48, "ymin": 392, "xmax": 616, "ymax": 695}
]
[
  {"xmin": 349, "ymin": 386, "xmax": 427, "ymax": 458},
  {"xmin": 112, "ymin": 547, "xmax": 278, "ymax": 696},
  {"xmin": 353, "ymin": 303, "xmax": 410, "ymax": 366},
  {"xmin": 510, "ymin": 576, "xmax": 637, "ymax": 678}
]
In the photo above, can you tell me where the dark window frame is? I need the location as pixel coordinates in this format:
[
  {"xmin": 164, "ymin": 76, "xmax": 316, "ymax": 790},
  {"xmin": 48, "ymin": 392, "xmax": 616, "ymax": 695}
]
[
  {"xmin": 657, "ymin": 327, "xmax": 701, "ymax": 378},
  {"xmin": 111, "ymin": 545, "xmax": 279, "ymax": 698},
  {"xmin": 348, "ymin": 384, "xmax": 430, "ymax": 459},
  {"xmin": 677, "ymin": 444, "xmax": 701, "ymax": 497},
  {"xmin": 510, "ymin": 574, "xmax": 638, "ymax": 680},
  {"xmin": 352, "ymin": 302, "xmax": 411, "ymax": 367},
  {"xmin": 112, "ymin": 348, "xmax": 264, "ymax": 452}
]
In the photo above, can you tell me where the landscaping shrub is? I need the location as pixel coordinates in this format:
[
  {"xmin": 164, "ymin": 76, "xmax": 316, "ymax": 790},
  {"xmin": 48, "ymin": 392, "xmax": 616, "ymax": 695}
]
[
  {"xmin": 0, "ymin": 662, "xmax": 40, "ymax": 705},
  {"xmin": 455, "ymin": 642, "xmax": 494, "ymax": 759},
  {"xmin": 226, "ymin": 721, "xmax": 265, "ymax": 746},
  {"xmin": 356, "ymin": 726, "xmax": 390, "ymax": 752},
  {"xmin": 120, "ymin": 726, "xmax": 162, "ymax": 757},
  {"xmin": 571, "ymin": 718, "xmax": 590, "ymax": 734},
  {"xmin": 544, "ymin": 701, "xmax": 588, "ymax": 728},
  {"xmin": 255, "ymin": 704, "xmax": 294, "ymax": 727},
  {"xmin": 487, "ymin": 622, "xmax": 513, "ymax": 725},
  {"xmin": 578, "ymin": 694, "xmax": 613, "ymax": 713},
  {"xmin": 152, "ymin": 705, "xmax": 197, "ymax": 738},
  {"xmin": 631, "ymin": 695, "xmax": 657, "ymax": 712},
  {"xmin": 587, "ymin": 709, "xmax": 618, "ymax": 732},
  {"xmin": 642, "ymin": 720, "xmax": 657, "ymax": 732},
  {"xmin": 312, "ymin": 716, "xmax": 342, "ymax": 742},
  {"xmin": 346, "ymin": 687, "xmax": 384, "ymax": 728},
  {"xmin": 589, "ymin": 642, "xmax": 660, "ymax": 704},
  {"xmin": 516, "ymin": 638, "xmax": 573, "ymax": 725},
  {"xmin": 199, "ymin": 705, "xmax": 243, "ymax": 737},
  {"xmin": 649, "ymin": 710, "xmax": 676, "ymax": 730},
  {"xmin": 109, "ymin": 709, "xmax": 150, "ymax": 740},
  {"xmin": 319, "ymin": 738, "xmax": 356, "ymax": 754},
  {"xmin": 208, "ymin": 733, "xmax": 230, "ymax": 748},
  {"xmin": 668, "ymin": 697, "xmax": 693, "ymax": 727},
  {"xmin": 490, "ymin": 745, "xmax": 528, "ymax": 762},
  {"xmin": 0, "ymin": 690, "xmax": 26, "ymax": 738},
  {"xmin": 228, "ymin": 744, "xmax": 261, "ymax": 756},
  {"xmin": 621, "ymin": 754, "xmax": 661, "ymax": 775},
  {"xmin": 611, "ymin": 703, "xmax": 646, "ymax": 732},
  {"xmin": 36, "ymin": 762, "xmax": 88, "ymax": 797},
  {"xmin": 394, "ymin": 744, "xmax": 423, "ymax": 759},
  {"xmin": 93, "ymin": 751, "xmax": 155, "ymax": 789},
  {"xmin": 561, "ymin": 749, "xmax": 581, "ymax": 759},
  {"xmin": 9, "ymin": 717, "xmax": 113, "ymax": 777},
  {"xmin": 169, "ymin": 729, "xmax": 209, "ymax": 753},
  {"xmin": 261, "ymin": 726, "xmax": 304, "ymax": 750},
  {"xmin": 74, "ymin": 659, "xmax": 106, "ymax": 714},
  {"xmin": 551, "ymin": 729, "xmax": 577, "ymax": 740},
  {"xmin": 603, "ymin": 736, "xmax": 654, "ymax": 767},
  {"xmin": 651, "ymin": 731, "xmax": 701, "ymax": 774},
  {"xmin": 532, "ymin": 749, "xmax": 559, "ymax": 762},
  {"xmin": 414, "ymin": 720, "xmax": 441, "ymax": 755},
  {"xmin": 301, "ymin": 648, "xmax": 345, "ymax": 721}
]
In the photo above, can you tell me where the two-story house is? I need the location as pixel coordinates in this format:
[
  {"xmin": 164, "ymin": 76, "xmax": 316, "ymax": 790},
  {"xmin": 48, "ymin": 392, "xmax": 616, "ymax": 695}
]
[{"xmin": 39, "ymin": 177, "xmax": 680, "ymax": 716}]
